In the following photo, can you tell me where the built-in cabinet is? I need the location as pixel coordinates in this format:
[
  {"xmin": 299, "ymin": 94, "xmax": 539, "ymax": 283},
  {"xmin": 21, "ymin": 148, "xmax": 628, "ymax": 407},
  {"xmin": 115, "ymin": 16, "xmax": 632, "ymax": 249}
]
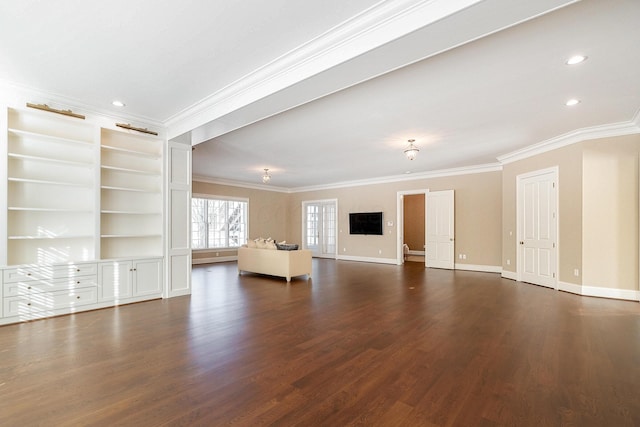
[
  {"xmin": 98, "ymin": 258, "xmax": 163, "ymax": 303},
  {"xmin": 0, "ymin": 104, "xmax": 166, "ymax": 325}
]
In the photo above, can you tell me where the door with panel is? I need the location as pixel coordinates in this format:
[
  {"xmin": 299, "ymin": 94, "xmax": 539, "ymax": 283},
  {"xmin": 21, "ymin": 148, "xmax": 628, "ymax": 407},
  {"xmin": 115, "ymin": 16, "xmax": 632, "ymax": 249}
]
[
  {"xmin": 426, "ymin": 190, "xmax": 455, "ymax": 269},
  {"xmin": 517, "ymin": 168, "xmax": 557, "ymax": 289}
]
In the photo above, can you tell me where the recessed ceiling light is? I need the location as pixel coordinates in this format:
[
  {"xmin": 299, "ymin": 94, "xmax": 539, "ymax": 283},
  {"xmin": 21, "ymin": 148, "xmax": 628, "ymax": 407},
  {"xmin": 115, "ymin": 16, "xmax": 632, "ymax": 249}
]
[
  {"xmin": 405, "ymin": 171, "xmax": 412, "ymax": 174},
  {"xmin": 566, "ymin": 55, "xmax": 587, "ymax": 65},
  {"xmin": 112, "ymin": 100, "xmax": 125, "ymax": 107},
  {"xmin": 566, "ymin": 99, "xmax": 580, "ymax": 106}
]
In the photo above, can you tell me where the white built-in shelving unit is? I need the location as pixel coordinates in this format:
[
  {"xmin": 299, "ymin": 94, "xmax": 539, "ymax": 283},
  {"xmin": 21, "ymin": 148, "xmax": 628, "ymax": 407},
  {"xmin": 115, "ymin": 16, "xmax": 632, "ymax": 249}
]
[
  {"xmin": 0, "ymin": 104, "xmax": 167, "ymax": 324},
  {"xmin": 100, "ymin": 128, "xmax": 163, "ymax": 259},
  {"xmin": 5, "ymin": 107, "xmax": 96, "ymax": 265}
]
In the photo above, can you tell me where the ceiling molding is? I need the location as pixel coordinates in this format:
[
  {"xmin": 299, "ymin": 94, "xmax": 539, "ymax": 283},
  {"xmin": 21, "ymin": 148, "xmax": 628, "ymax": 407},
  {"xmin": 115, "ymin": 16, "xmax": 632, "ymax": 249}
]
[
  {"xmin": 497, "ymin": 116, "xmax": 640, "ymax": 165},
  {"xmin": 165, "ymin": 0, "xmax": 484, "ymax": 139},
  {"xmin": 194, "ymin": 163, "xmax": 502, "ymax": 194},
  {"xmin": 0, "ymin": 78, "xmax": 165, "ymax": 131},
  {"xmin": 289, "ymin": 163, "xmax": 503, "ymax": 193},
  {"xmin": 192, "ymin": 175, "xmax": 292, "ymax": 194}
]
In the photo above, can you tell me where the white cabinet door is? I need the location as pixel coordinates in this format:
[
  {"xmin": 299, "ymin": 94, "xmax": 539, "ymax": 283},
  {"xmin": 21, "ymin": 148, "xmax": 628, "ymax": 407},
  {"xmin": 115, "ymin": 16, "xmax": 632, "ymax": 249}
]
[
  {"xmin": 98, "ymin": 261, "xmax": 133, "ymax": 302},
  {"xmin": 133, "ymin": 258, "xmax": 163, "ymax": 297}
]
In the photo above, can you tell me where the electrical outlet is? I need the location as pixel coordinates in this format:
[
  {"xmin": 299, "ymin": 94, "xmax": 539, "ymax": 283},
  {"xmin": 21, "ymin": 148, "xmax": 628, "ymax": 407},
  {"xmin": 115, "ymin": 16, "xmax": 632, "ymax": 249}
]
[
  {"xmin": 462, "ymin": 254, "xmax": 467, "ymax": 260},
  {"xmin": 458, "ymin": 254, "xmax": 463, "ymax": 259},
  {"xmin": 574, "ymin": 268, "xmax": 579, "ymax": 277},
  {"xmin": 378, "ymin": 249, "xmax": 382, "ymax": 254},
  {"xmin": 216, "ymin": 252, "xmax": 219, "ymax": 257},
  {"xmin": 506, "ymin": 259, "xmax": 511, "ymax": 265}
]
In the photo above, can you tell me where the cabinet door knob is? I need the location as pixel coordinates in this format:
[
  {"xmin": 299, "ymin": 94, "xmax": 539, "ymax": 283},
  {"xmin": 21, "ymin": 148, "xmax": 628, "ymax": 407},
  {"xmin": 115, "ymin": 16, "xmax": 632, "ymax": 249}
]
[
  {"xmin": 27, "ymin": 273, "xmax": 31, "ymax": 276},
  {"xmin": 77, "ymin": 281, "xmax": 80, "ymax": 284},
  {"xmin": 76, "ymin": 296, "xmax": 81, "ymax": 299},
  {"xmin": 77, "ymin": 269, "xmax": 81, "ymax": 272},
  {"xmin": 27, "ymin": 302, "xmax": 31, "ymax": 306}
]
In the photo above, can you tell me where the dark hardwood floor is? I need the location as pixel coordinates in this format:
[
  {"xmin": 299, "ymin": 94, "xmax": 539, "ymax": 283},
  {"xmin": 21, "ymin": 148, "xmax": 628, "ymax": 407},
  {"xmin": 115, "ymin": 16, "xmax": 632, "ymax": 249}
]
[{"xmin": 1, "ymin": 259, "xmax": 639, "ymax": 426}]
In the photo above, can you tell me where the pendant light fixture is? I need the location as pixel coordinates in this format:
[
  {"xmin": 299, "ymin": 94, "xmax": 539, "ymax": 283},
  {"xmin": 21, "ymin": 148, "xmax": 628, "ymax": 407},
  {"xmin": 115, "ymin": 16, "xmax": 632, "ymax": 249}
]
[
  {"xmin": 404, "ymin": 139, "xmax": 419, "ymax": 160},
  {"xmin": 262, "ymin": 168, "xmax": 271, "ymax": 183}
]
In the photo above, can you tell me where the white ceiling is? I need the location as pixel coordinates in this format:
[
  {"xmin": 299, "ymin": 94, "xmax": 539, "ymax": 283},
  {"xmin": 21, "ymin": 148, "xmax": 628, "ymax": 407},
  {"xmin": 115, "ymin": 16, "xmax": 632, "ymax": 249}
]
[{"xmin": 1, "ymin": 0, "xmax": 639, "ymax": 190}]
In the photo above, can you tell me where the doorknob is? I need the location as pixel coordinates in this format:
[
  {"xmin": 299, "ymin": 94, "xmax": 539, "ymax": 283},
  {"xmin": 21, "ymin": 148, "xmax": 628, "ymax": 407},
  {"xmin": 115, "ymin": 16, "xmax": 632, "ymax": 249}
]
[{"xmin": 519, "ymin": 241, "xmax": 524, "ymax": 245}]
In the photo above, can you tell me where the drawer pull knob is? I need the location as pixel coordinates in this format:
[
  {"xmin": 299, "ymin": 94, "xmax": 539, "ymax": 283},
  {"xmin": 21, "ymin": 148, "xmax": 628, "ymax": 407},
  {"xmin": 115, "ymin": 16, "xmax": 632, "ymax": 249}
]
[
  {"xmin": 27, "ymin": 303, "xmax": 31, "ymax": 306},
  {"xmin": 76, "ymin": 296, "xmax": 81, "ymax": 299},
  {"xmin": 77, "ymin": 281, "xmax": 80, "ymax": 284},
  {"xmin": 27, "ymin": 273, "xmax": 31, "ymax": 276},
  {"xmin": 77, "ymin": 269, "xmax": 81, "ymax": 272}
]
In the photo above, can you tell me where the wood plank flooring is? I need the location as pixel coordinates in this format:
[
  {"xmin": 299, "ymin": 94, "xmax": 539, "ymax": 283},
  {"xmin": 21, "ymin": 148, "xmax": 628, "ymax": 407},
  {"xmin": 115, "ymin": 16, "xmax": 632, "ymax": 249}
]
[{"xmin": 1, "ymin": 259, "xmax": 639, "ymax": 426}]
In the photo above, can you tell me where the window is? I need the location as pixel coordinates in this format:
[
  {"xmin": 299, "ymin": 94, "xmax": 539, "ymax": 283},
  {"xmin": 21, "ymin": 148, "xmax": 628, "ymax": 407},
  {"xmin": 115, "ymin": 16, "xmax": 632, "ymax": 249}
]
[{"xmin": 192, "ymin": 196, "xmax": 248, "ymax": 249}]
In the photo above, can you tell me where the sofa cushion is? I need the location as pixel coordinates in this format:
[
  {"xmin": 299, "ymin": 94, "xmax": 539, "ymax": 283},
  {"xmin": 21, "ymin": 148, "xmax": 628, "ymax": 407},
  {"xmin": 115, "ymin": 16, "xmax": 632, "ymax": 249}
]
[{"xmin": 276, "ymin": 243, "xmax": 299, "ymax": 251}]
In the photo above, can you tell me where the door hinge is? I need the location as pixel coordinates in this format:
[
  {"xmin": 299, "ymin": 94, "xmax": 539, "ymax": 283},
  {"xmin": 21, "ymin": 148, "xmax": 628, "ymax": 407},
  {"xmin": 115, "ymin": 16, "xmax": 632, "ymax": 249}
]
[
  {"xmin": 553, "ymin": 242, "xmax": 556, "ymax": 248},
  {"xmin": 553, "ymin": 182, "xmax": 556, "ymax": 188},
  {"xmin": 553, "ymin": 272, "xmax": 556, "ymax": 278}
]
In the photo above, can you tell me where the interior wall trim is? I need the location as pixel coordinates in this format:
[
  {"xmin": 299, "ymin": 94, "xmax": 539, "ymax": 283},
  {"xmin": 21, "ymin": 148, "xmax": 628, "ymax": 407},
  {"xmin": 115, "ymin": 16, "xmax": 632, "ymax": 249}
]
[
  {"xmin": 454, "ymin": 263, "xmax": 502, "ymax": 274},
  {"xmin": 558, "ymin": 281, "xmax": 639, "ymax": 302},
  {"xmin": 337, "ymin": 255, "xmax": 398, "ymax": 265},
  {"xmin": 498, "ymin": 114, "xmax": 640, "ymax": 165},
  {"xmin": 165, "ymin": 0, "xmax": 487, "ymax": 139}
]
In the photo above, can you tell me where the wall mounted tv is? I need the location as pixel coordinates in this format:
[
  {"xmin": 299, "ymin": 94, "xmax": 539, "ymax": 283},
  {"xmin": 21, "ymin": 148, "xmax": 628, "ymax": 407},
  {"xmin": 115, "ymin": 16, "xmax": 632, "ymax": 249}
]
[{"xmin": 349, "ymin": 212, "xmax": 383, "ymax": 235}]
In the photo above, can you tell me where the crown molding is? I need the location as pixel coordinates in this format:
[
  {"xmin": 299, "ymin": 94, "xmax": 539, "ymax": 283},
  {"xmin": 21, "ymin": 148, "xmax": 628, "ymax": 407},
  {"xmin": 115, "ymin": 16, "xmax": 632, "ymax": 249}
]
[
  {"xmin": 0, "ymin": 78, "xmax": 165, "ymax": 133},
  {"xmin": 290, "ymin": 163, "xmax": 503, "ymax": 193},
  {"xmin": 165, "ymin": 0, "xmax": 484, "ymax": 139},
  {"xmin": 192, "ymin": 175, "xmax": 292, "ymax": 194},
  {"xmin": 497, "ymin": 114, "xmax": 640, "ymax": 165},
  {"xmin": 193, "ymin": 163, "xmax": 502, "ymax": 194}
]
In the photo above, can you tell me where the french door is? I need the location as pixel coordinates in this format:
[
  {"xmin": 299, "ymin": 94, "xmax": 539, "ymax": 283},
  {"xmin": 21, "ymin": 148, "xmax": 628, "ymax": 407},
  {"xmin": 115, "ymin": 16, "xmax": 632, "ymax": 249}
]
[
  {"xmin": 517, "ymin": 168, "xmax": 558, "ymax": 289},
  {"xmin": 302, "ymin": 200, "xmax": 337, "ymax": 258}
]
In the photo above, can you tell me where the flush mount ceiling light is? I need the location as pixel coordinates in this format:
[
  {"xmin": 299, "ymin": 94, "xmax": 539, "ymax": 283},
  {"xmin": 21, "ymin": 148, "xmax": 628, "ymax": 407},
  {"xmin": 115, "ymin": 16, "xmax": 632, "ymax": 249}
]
[
  {"xmin": 566, "ymin": 98, "xmax": 581, "ymax": 106},
  {"xmin": 262, "ymin": 168, "xmax": 271, "ymax": 184},
  {"xmin": 566, "ymin": 55, "xmax": 587, "ymax": 65},
  {"xmin": 404, "ymin": 139, "xmax": 419, "ymax": 160},
  {"xmin": 112, "ymin": 100, "xmax": 126, "ymax": 107}
]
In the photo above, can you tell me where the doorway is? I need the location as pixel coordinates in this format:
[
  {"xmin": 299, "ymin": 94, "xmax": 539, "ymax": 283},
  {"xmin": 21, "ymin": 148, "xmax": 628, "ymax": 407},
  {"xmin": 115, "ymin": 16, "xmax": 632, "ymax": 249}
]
[
  {"xmin": 517, "ymin": 167, "xmax": 558, "ymax": 289},
  {"xmin": 302, "ymin": 199, "xmax": 337, "ymax": 258}
]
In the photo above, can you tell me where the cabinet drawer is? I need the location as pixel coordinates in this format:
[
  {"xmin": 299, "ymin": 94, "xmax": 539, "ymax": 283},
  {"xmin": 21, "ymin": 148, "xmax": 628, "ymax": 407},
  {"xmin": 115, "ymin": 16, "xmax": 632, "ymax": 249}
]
[
  {"xmin": 4, "ymin": 263, "xmax": 98, "ymax": 282},
  {"xmin": 3, "ymin": 287, "xmax": 98, "ymax": 317},
  {"xmin": 4, "ymin": 276, "xmax": 98, "ymax": 297}
]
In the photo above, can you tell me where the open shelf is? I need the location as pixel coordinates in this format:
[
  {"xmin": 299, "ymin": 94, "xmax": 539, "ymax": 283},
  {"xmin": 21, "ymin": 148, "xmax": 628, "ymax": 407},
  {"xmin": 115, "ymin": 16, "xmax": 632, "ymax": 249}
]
[
  {"xmin": 101, "ymin": 144, "xmax": 161, "ymax": 159},
  {"xmin": 101, "ymin": 164, "xmax": 160, "ymax": 176},
  {"xmin": 9, "ymin": 152, "xmax": 94, "ymax": 168},
  {"xmin": 8, "ymin": 128, "xmax": 93, "ymax": 147},
  {"xmin": 9, "ymin": 177, "xmax": 92, "ymax": 188}
]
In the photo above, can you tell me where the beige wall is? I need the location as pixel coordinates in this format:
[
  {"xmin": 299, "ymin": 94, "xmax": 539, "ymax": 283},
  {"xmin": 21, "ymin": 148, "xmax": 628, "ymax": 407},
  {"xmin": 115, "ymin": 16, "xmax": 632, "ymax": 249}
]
[
  {"xmin": 502, "ymin": 133, "xmax": 640, "ymax": 292},
  {"xmin": 192, "ymin": 132, "xmax": 640, "ymax": 296},
  {"xmin": 192, "ymin": 181, "xmax": 290, "ymax": 259},
  {"xmin": 502, "ymin": 143, "xmax": 583, "ymax": 283},
  {"xmin": 582, "ymin": 135, "xmax": 640, "ymax": 291},
  {"xmin": 403, "ymin": 194, "xmax": 425, "ymax": 252},
  {"xmin": 288, "ymin": 171, "xmax": 502, "ymax": 266}
]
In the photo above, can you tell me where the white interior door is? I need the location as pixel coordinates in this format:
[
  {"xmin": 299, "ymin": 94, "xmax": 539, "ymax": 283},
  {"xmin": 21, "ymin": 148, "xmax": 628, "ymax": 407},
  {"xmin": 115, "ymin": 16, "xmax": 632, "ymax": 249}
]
[
  {"xmin": 517, "ymin": 169, "xmax": 557, "ymax": 289},
  {"xmin": 426, "ymin": 190, "xmax": 454, "ymax": 269},
  {"xmin": 303, "ymin": 200, "xmax": 337, "ymax": 258}
]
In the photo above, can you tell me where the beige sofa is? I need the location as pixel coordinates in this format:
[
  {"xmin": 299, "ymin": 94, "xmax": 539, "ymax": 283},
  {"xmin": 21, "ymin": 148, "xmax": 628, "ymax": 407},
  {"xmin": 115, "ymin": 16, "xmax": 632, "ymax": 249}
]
[{"xmin": 238, "ymin": 247, "xmax": 312, "ymax": 282}]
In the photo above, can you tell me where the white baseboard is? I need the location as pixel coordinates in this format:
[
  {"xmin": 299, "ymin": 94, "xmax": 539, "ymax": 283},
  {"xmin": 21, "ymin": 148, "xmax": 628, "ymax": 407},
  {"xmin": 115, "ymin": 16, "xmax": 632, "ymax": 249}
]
[
  {"xmin": 501, "ymin": 270, "xmax": 517, "ymax": 281},
  {"xmin": 582, "ymin": 285, "xmax": 639, "ymax": 301},
  {"xmin": 407, "ymin": 250, "xmax": 425, "ymax": 256},
  {"xmin": 454, "ymin": 263, "xmax": 502, "ymax": 274},
  {"xmin": 337, "ymin": 255, "xmax": 398, "ymax": 265},
  {"xmin": 558, "ymin": 281, "xmax": 582, "ymax": 295},
  {"xmin": 192, "ymin": 256, "xmax": 238, "ymax": 265},
  {"xmin": 557, "ymin": 281, "xmax": 639, "ymax": 301}
]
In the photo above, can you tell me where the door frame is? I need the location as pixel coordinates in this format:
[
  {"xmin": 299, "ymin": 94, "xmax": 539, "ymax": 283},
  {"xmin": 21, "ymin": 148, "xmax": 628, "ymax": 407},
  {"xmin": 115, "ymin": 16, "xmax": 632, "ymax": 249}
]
[
  {"xmin": 516, "ymin": 166, "xmax": 559, "ymax": 289},
  {"xmin": 301, "ymin": 198, "xmax": 338, "ymax": 258},
  {"xmin": 396, "ymin": 189, "xmax": 429, "ymax": 265}
]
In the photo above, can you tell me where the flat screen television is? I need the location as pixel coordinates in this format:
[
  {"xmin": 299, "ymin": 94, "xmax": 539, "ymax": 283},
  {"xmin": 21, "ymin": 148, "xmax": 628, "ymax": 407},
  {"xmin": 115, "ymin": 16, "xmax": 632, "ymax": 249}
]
[{"xmin": 349, "ymin": 212, "xmax": 383, "ymax": 235}]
